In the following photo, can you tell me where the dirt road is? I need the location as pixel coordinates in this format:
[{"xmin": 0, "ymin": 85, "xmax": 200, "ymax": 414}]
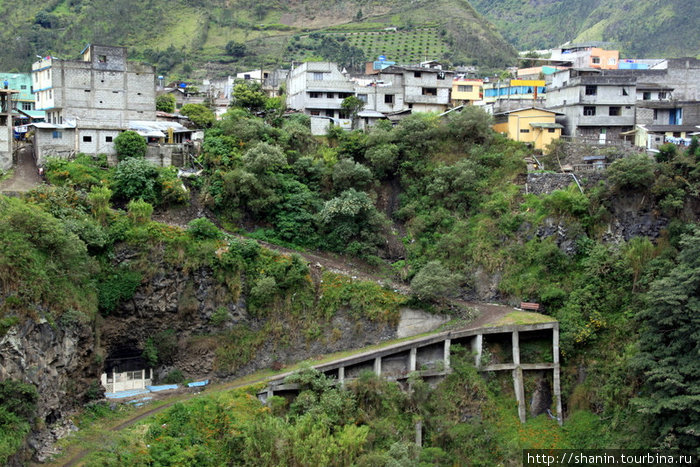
[{"xmin": 0, "ymin": 144, "xmax": 42, "ymax": 193}]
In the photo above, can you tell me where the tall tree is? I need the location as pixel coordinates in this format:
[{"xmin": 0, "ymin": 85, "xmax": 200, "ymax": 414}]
[{"xmin": 634, "ymin": 227, "xmax": 700, "ymax": 453}]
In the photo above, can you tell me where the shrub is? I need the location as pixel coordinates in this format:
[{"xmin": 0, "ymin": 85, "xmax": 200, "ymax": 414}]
[
  {"xmin": 112, "ymin": 158, "xmax": 159, "ymax": 203},
  {"xmin": 410, "ymin": 260, "xmax": 462, "ymax": 300},
  {"xmin": 114, "ymin": 131, "xmax": 147, "ymax": 161},
  {"xmin": 187, "ymin": 217, "xmax": 223, "ymax": 240},
  {"xmin": 606, "ymin": 154, "xmax": 656, "ymax": 191},
  {"xmin": 127, "ymin": 199, "xmax": 154, "ymax": 225},
  {"xmin": 161, "ymin": 369, "xmax": 185, "ymax": 384}
]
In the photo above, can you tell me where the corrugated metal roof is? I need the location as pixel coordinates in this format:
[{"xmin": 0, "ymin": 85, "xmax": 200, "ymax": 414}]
[
  {"xmin": 128, "ymin": 120, "xmax": 191, "ymax": 133},
  {"xmin": 530, "ymin": 122, "xmax": 564, "ymax": 129}
]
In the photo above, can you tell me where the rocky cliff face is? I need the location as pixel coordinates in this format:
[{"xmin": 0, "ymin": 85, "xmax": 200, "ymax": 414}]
[{"xmin": 0, "ymin": 317, "xmax": 96, "ymax": 462}]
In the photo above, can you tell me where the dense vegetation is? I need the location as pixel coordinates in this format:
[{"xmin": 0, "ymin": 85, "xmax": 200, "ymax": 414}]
[
  {"xmin": 470, "ymin": 0, "xmax": 700, "ymax": 58},
  {"xmin": 4, "ymin": 87, "xmax": 700, "ymax": 462}
]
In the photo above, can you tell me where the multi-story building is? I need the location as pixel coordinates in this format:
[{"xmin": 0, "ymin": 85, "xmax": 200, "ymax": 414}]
[
  {"xmin": 287, "ymin": 62, "xmax": 356, "ymax": 119},
  {"xmin": 32, "ymin": 44, "xmax": 155, "ymax": 127},
  {"xmin": 550, "ymin": 44, "xmax": 620, "ymax": 70},
  {"xmin": 451, "ymin": 78, "xmax": 483, "ymax": 106},
  {"xmin": 287, "ymin": 61, "xmax": 454, "ymax": 133},
  {"xmin": 29, "ymin": 45, "xmax": 197, "ymax": 166},
  {"xmin": 492, "ymin": 107, "xmax": 563, "ymax": 153},
  {"xmin": 546, "ymin": 68, "xmax": 636, "ymax": 143},
  {"xmin": 0, "ymin": 73, "xmax": 36, "ymax": 113}
]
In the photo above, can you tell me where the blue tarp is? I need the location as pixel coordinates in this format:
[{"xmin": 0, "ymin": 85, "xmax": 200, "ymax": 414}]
[
  {"xmin": 187, "ymin": 380, "xmax": 209, "ymax": 388},
  {"xmin": 146, "ymin": 384, "xmax": 179, "ymax": 392},
  {"xmin": 105, "ymin": 389, "xmax": 150, "ymax": 399}
]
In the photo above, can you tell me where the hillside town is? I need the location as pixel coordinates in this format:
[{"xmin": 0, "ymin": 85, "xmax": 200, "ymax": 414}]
[{"xmin": 1, "ymin": 42, "xmax": 698, "ymax": 178}]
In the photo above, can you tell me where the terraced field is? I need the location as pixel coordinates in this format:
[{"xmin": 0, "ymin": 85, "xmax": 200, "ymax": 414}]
[{"xmin": 340, "ymin": 28, "xmax": 448, "ymax": 64}]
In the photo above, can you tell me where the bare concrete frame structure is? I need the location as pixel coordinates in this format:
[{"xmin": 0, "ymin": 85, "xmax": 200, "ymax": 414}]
[
  {"xmin": 0, "ymin": 89, "xmax": 18, "ymax": 171},
  {"xmin": 258, "ymin": 321, "xmax": 562, "ymax": 425}
]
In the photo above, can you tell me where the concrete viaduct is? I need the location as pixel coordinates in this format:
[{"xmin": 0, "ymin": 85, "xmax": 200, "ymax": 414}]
[{"xmin": 258, "ymin": 320, "xmax": 562, "ymax": 425}]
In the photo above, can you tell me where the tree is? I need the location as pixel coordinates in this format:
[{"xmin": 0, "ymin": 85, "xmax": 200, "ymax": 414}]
[
  {"xmin": 156, "ymin": 94, "xmax": 176, "ymax": 113},
  {"xmin": 317, "ymin": 188, "xmax": 386, "ymax": 254},
  {"xmin": 225, "ymin": 41, "xmax": 247, "ymax": 58},
  {"xmin": 341, "ymin": 96, "xmax": 365, "ymax": 130},
  {"xmin": 633, "ymin": 227, "xmax": 700, "ymax": 452},
  {"xmin": 114, "ymin": 130, "xmax": 147, "ymax": 161},
  {"xmin": 230, "ymin": 81, "xmax": 267, "ymax": 113},
  {"xmin": 180, "ymin": 103, "xmax": 215, "ymax": 128}
]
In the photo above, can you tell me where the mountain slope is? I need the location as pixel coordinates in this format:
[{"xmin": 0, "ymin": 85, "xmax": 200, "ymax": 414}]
[
  {"xmin": 1, "ymin": 0, "xmax": 517, "ymax": 76},
  {"xmin": 469, "ymin": 0, "xmax": 700, "ymax": 58}
]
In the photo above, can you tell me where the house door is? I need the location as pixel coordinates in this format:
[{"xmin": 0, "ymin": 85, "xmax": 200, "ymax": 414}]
[{"xmin": 598, "ymin": 128, "xmax": 606, "ymax": 144}]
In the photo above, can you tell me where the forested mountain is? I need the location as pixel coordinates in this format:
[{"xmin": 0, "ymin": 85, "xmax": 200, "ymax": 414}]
[
  {"xmin": 1, "ymin": 0, "xmax": 516, "ymax": 76},
  {"xmin": 470, "ymin": 0, "xmax": 700, "ymax": 58}
]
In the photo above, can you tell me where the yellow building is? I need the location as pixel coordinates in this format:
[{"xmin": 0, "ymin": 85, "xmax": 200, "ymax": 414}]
[
  {"xmin": 493, "ymin": 107, "xmax": 563, "ymax": 153},
  {"xmin": 451, "ymin": 78, "xmax": 483, "ymax": 105}
]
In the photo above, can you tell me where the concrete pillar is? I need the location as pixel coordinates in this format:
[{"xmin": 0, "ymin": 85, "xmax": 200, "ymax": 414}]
[
  {"xmin": 512, "ymin": 330, "xmax": 520, "ymax": 366},
  {"xmin": 338, "ymin": 366, "xmax": 345, "ymax": 388},
  {"xmin": 409, "ymin": 347, "xmax": 417, "ymax": 372},
  {"xmin": 374, "ymin": 357, "xmax": 382, "ymax": 376},
  {"xmin": 512, "ymin": 367, "xmax": 527, "ymax": 423},
  {"xmin": 443, "ymin": 338, "xmax": 451, "ymax": 372},
  {"xmin": 553, "ymin": 325, "xmax": 563, "ymax": 425},
  {"xmin": 472, "ymin": 334, "xmax": 483, "ymax": 367},
  {"xmin": 415, "ymin": 420, "xmax": 422, "ymax": 447}
]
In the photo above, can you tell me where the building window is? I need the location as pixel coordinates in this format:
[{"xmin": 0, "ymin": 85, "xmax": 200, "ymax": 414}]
[
  {"xmin": 643, "ymin": 92, "xmax": 651, "ymax": 100},
  {"xmin": 585, "ymin": 85, "xmax": 597, "ymax": 96},
  {"xmin": 327, "ymin": 92, "xmax": 335, "ymax": 98},
  {"xmin": 244, "ymin": 74, "xmax": 251, "ymax": 80},
  {"xmin": 548, "ymin": 128, "xmax": 556, "ymax": 133},
  {"xmin": 21, "ymin": 102, "xmax": 32, "ymax": 111},
  {"xmin": 98, "ymin": 55, "xmax": 107, "ymax": 63},
  {"xmin": 52, "ymin": 131, "xmax": 62, "ymax": 139},
  {"xmin": 357, "ymin": 94, "xmax": 367, "ymax": 103},
  {"xmin": 106, "ymin": 136, "xmax": 113, "ymax": 142},
  {"xmin": 520, "ymin": 129, "xmax": 530, "ymax": 133},
  {"xmin": 609, "ymin": 106, "xmax": 621, "ymax": 116},
  {"xmin": 458, "ymin": 85, "xmax": 473, "ymax": 92},
  {"xmin": 422, "ymin": 87, "xmax": 437, "ymax": 96},
  {"xmin": 309, "ymin": 92, "xmax": 321, "ymax": 98},
  {"xmin": 437, "ymin": 72, "xmax": 445, "ymax": 80},
  {"xmin": 622, "ymin": 88, "xmax": 629, "ymax": 96},
  {"xmin": 20, "ymin": 85, "xmax": 26, "ymax": 90},
  {"xmin": 309, "ymin": 110, "xmax": 320, "ymax": 116},
  {"xmin": 653, "ymin": 109, "xmax": 659, "ymax": 120},
  {"xmin": 408, "ymin": 103, "xmax": 413, "ymax": 109},
  {"xmin": 583, "ymin": 106, "xmax": 596, "ymax": 116},
  {"xmin": 385, "ymin": 94, "xmax": 394, "ymax": 104},
  {"xmin": 312, "ymin": 72, "xmax": 324, "ymax": 81},
  {"xmin": 85, "ymin": 89, "xmax": 91, "ymax": 92},
  {"xmin": 658, "ymin": 92, "xmax": 667, "ymax": 99},
  {"xmin": 414, "ymin": 71, "xmax": 422, "ymax": 78},
  {"xmin": 592, "ymin": 57, "xmax": 600, "ymax": 64},
  {"xmin": 325, "ymin": 110, "xmax": 334, "ymax": 117},
  {"xmin": 338, "ymin": 111, "xmax": 349, "ymax": 119},
  {"xmin": 608, "ymin": 58, "xmax": 616, "ymax": 65},
  {"xmin": 83, "ymin": 135, "xmax": 92, "ymax": 142}
]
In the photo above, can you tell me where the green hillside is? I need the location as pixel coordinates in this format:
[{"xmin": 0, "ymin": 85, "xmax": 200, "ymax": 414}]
[
  {"xmin": 469, "ymin": 0, "xmax": 700, "ymax": 58},
  {"xmin": 0, "ymin": 0, "xmax": 516, "ymax": 77}
]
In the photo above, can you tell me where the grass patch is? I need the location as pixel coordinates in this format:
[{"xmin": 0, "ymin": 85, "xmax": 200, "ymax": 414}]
[{"xmin": 486, "ymin": 311, "xmax": 557, "ymax": 327}]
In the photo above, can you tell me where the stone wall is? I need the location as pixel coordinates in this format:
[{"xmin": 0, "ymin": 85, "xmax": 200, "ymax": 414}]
[{"xmin": 525, "ymin": 172, "xmax": 606, "ymax": 195}]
